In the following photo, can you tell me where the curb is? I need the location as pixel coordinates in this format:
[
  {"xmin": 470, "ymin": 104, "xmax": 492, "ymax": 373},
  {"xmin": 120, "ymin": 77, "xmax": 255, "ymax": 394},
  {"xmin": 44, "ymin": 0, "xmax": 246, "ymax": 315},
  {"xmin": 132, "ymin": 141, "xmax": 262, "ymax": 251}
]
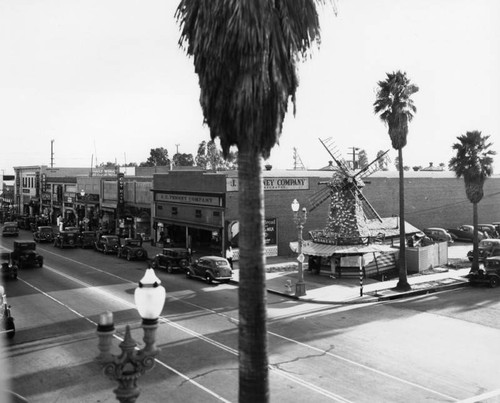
[
  {"xmin": 229, "ymin": 279, "xmax": 470, "ymax": 305},
  {"xmin": 375, "ymin": 280, "xmax": 469, "ymax": 301}
]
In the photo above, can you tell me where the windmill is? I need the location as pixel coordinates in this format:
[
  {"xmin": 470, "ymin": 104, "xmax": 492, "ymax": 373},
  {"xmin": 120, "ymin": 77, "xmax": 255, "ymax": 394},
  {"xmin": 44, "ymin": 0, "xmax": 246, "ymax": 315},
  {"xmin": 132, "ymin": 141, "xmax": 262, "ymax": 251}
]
[{"xmin": 309, "ymin": 137, "xmax": 390, "ymax": 245}]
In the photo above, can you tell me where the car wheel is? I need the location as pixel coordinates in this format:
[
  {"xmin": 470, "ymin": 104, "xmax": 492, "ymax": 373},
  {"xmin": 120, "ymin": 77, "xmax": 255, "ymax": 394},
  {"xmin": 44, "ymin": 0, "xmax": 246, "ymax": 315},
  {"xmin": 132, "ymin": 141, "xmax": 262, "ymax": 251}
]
[
  {"xmin": 136, "ymin": 250, "xmax": 145, "ymax": 259},
  {"xmin": 126, "ymin": 252, "xmax": 132, "ymax": 261},
  {"xmin": 205, "ymin": 273, "xmax": 213, "ymax": 284},
  {"xmin": 489, "ymin": 277, "xmax": 498, "ymax": 288},
  {"xmin": 39, "ymin": 259, "xmax": 43, "ymax": 268},
  {"xmin": 166, "ymin": 263, "xmax": 173, "ymax": 274}
]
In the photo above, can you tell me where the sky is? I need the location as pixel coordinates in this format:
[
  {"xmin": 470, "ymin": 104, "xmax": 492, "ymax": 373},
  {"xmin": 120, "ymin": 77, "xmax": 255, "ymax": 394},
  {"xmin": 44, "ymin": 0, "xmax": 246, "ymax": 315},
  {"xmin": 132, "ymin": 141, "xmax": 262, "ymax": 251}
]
[{"xmin": 0, "ymin": 0, "xmax": 499, "ymax": 176}]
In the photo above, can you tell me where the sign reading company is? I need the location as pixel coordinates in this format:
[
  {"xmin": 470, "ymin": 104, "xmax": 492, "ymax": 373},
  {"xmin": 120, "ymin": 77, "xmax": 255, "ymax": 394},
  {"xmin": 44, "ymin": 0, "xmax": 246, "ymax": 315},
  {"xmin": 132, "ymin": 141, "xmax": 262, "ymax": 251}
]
[
  {"xmin": 156, "ymin": 193, "xmax": 223, "ymax": 207},
  {"xmin": 226, "ymin": 177, "xmax": 309, "ymax": 192}
]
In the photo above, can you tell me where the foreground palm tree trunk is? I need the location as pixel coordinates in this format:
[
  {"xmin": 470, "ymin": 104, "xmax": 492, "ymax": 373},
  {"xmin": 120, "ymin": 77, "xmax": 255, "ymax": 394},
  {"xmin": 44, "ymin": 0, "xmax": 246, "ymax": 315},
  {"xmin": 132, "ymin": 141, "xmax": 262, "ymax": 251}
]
[
  {"xmin": 397, "ymin": 148, "xmax": 410, "ymax": 290},
  {"xmin": 238, "ymin": 145, "xmax": 269, "ymax": 402}
]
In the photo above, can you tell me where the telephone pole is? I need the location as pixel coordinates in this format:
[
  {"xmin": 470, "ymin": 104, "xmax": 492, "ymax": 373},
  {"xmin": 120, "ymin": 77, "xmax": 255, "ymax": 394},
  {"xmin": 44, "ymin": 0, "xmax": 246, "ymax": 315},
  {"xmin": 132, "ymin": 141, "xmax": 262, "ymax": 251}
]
[{"xmin": 50, "ymin": 140, "xmax": 55, "ymax": 168}]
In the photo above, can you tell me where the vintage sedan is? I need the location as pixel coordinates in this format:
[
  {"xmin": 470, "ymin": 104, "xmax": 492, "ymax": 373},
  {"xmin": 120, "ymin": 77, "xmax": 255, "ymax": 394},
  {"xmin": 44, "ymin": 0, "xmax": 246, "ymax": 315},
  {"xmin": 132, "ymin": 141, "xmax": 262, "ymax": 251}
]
[
  {"xmin": 11, "ymin": 241, "xmax": 43, "ymax": 269},
  {"xmin": 186, "ymin": 256, "xmax": 233, "ymax": 284},
  {"xmin": 2, "ymin": 222, "xmax": 19, "ymax": 237},
  {"xmin": 79, "ymin": 231, "xmax": 96, "ymax": 248},
  {"xmin": 468, "ymin": 256, "xmax": 500, "ymax": 287},
  {"xmin": 447, "ymin": 225, "xmax": 485, "ymax": 242},
  {"xmin": 117, "ymin": 238, "xmax": 148, "ymax": 261},
  {"xmin": 95, "ymin": 235, "xmax": 120, "ymax": 255},
  {"xmin": 151, "ymin": 247, "xmax": 191, "ymax": 273},
  {"xmin": 53, "ymin": 230, "xmax": 79, "ymax": 248},
  {"xmin": 422, "ymin": 228, "xmax": 454, "ymax": 244},
  {"xmin": 467, "ymin": 239, "xmax": 500, "ymax": 262},
  {"xmin": 33, "ymin": 226, "xmax": 55, "ymax": 243}
]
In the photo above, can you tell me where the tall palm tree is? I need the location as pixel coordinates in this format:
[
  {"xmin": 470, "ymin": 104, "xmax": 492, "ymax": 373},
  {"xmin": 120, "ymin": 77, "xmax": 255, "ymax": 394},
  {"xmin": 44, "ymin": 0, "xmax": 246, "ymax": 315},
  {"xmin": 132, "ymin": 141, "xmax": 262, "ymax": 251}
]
[
  {"xmin": 176, "ymin": 1, "xmax": 324, "ymax": 401},
  {"xmin": 449, "ymin": 131, "xmax": 496, "ymax": 271},
  {"xmin": 374, "ymin": 71, "xmax": 419, "ymax": 291}
]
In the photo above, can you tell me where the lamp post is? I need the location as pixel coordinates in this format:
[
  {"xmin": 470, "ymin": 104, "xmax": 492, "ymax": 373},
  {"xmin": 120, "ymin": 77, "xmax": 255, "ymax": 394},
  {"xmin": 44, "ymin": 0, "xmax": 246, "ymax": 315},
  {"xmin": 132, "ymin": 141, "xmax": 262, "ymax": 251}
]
[
  {"xmin": 80, "ymin": 189, "xmax": 88, "ymax": 230},
  {"xmin": 291, "ymin": 199, "xmax": 307, "ymax": 297},
  {"xmin": 96, "ymin": 268, "xmax": 166, "ymax": 403}
]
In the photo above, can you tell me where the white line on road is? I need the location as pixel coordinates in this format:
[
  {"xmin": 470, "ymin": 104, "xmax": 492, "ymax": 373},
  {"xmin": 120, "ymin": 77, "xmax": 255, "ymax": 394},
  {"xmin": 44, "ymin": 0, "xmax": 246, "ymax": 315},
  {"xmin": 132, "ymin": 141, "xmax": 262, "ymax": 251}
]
[{"xmin": 456, "ymin": 388, "xmax": 500, "ymax": 402}]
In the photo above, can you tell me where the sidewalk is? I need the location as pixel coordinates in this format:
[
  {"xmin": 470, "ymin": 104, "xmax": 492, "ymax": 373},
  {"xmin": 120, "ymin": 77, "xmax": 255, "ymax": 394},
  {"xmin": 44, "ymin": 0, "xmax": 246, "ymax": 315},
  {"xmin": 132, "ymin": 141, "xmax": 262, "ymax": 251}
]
[{"xmin": 230, "ymin": 256, "xmax": 471, "ymax": 304}]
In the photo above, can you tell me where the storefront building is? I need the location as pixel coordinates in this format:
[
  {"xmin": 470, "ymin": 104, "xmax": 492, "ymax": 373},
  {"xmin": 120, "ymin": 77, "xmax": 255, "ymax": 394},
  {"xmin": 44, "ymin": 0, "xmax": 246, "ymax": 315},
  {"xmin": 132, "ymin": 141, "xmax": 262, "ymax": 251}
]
[{"xmin": 151, "ymin": 169, "xmax": 334, "ymax": 258}]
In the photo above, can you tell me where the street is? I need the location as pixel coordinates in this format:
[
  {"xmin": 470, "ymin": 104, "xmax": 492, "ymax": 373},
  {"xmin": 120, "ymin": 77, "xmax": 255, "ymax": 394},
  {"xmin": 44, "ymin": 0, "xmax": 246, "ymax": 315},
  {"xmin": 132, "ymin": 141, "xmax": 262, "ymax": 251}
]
[{"xmin": 1, "ymin": 231, "xmax": 500, "ymax": 402}]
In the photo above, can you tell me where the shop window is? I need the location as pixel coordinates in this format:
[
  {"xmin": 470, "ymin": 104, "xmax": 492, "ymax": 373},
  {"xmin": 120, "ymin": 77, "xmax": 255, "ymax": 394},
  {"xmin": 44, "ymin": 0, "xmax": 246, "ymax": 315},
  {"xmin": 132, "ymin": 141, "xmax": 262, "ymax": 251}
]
[
  {"xmin": 195, "ymin": 209, "xmax": 202, "ymax": 218},
  {"xmin": 172, "ymin": 207, "xmax": 178, "ymax": 216},
  {"xmin": 213, "ymin": 211, "xmax": 220, "ymax": 217}
]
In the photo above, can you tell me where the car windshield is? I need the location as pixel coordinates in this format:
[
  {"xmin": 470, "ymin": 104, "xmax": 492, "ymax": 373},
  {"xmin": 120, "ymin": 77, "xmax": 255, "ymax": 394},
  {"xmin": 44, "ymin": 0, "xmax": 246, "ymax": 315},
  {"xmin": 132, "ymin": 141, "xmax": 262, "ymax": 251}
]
[
  {"xmin": 107, "ymin": 238, "xmax": 119, "ymax": 245},
  {"xmin": 40, "ymin": 228, "xmax": 51, "ymax": 233}
]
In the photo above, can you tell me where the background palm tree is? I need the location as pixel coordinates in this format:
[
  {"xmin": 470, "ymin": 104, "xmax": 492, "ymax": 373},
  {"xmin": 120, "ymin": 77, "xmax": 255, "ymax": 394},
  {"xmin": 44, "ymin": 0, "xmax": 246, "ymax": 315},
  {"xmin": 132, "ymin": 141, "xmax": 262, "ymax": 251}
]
[
  {"xmin": 449, "ymin": 131, "xmax": 496, "ymax": 271},
  {"xmin": 374, "ymin": 71, "xmax": 418, "ymax": 291},
  {"xmin": 176, "ymin": 1, "xmax": 325, "ymax": 401}
]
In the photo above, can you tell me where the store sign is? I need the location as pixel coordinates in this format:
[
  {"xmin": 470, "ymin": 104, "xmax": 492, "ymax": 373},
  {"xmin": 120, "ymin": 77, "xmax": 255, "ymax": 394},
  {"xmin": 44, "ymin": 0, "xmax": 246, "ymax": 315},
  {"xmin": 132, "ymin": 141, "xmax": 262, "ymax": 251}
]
[
  {"xmin": 156, "ymin": 193, "xmax": 223, "ymax": 207},
  {"xmin": 117, "ymin": 173, "xmax": 125, "ymax": 216},
  {"xmin": 265, "ymin": 218, "xmax": 277, "ymax": 245},
  {"xmin": 226, "ymin": 177, "xmax": 309, "ymax": 192}
]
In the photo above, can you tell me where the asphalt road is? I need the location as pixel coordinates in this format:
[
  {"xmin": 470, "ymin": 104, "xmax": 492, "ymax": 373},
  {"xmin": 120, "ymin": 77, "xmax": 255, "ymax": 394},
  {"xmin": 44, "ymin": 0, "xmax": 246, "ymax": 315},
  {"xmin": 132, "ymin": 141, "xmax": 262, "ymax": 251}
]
[{"xmin": 1, "ymin": 232, "xmax": 499, "ymax": 402}]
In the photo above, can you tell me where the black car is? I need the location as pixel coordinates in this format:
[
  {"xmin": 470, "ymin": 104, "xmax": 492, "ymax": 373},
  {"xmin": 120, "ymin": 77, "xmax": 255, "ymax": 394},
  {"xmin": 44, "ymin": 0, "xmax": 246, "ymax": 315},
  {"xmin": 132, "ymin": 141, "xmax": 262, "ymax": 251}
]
[
  {"xmin": 95, "ymin": 235, "xmax": 120, "ymax": 255},
  {"xmin": 467, "ymin": 256, "xmax": 500, "ymax": 288},
  {"xmin": 33, "ymin": 226, "xmax": 55, "ymax": 243},
  {"xmin": 2, "ymin": 222, "xmax": 19, "ymax": 237},
  {"xmin": 79, "ymin": 231, "xmax": 96, "ymax": 248},
  {"xmin": 0, "ymin": 252, "xmax": 18, "ymax": 280},
  {"xmin": 186, "ymin": 256, "xmax": 233, "ymax": 284},
  {"xmin": 117, "ymin": 238, "xmax": 148, "ymax": 261},
  {"xmin": 53, "ymin": 230, "xmax": 79, "ymax": 248},
  {"xmin": 467, "ymin": 239, "xmax": 500, "ymax": 262},
  {"xmin": 11, "ymin": 240, "xmax": 43, "ymax": 269},
  {"xmin": 447, "ymin": 225, "xmax": 486, "ymax": 242},
  {"xmin": 151, "ymin": 247, "xmax": 191, "ymax": 273}
]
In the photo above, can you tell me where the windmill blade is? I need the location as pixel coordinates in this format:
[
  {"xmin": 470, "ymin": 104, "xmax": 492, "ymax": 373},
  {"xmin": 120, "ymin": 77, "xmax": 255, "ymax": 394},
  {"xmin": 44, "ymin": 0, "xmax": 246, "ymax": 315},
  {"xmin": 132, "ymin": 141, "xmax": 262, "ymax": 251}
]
[
  {"xmin": 353, "ymin": 149, "xmax": 390, "ymax": 180},
  {"xmin": 308, "ymin": 186, "xmax": 331, "ymax": 212},
  {"xmin": 359, "ymin": 192, "xmax": 383, "ymax": 222},
  {"xmin": 318, "ymin": 137, "xmax": 351, "ymax": 174},
  {"xmin": 348, "ymin": 186, "xmax": 382, "ymax": 222}
]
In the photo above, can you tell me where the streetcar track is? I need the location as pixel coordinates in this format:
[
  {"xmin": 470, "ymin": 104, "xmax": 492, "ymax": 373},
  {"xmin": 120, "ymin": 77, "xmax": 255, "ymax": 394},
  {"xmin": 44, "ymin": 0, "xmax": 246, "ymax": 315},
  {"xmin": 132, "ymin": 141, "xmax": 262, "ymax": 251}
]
[{"xmin": 12, "ymin": 251, "xmax": 460, "ymax": 402}]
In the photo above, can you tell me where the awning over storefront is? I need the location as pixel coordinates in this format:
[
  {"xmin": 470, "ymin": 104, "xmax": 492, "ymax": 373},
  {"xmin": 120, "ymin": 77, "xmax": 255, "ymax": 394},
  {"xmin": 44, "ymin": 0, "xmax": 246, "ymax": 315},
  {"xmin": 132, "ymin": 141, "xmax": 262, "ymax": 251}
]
[{"xmin": 289, "ymin": 240, "xmax": 396, "ymax": 257}]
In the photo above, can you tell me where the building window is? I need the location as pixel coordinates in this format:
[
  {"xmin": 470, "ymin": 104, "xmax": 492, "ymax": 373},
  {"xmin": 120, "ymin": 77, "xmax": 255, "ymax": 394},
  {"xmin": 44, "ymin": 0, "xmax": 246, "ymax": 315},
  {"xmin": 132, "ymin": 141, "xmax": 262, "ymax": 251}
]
[
  {"xmin": 213, "ymin": 211, "xmax": 220, "ymax": 217},
  {"xmin": 172, "ymin": 207, "xmax": 178, "ymax": 216},
  {"xmin": 195, "ymin": 209, "xmax": 202, "ymax": 218}
]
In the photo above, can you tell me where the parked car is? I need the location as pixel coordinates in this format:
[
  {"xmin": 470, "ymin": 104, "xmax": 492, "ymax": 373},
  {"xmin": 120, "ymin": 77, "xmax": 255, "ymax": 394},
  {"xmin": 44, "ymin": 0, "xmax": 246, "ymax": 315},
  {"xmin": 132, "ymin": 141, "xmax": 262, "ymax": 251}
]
[
  {"xmin": 151, "ymin": 247, "xmax": 191, "ymax": 273},
  {"xmin": 117, "ymin": 238, "xmax": 148, "ymax": 261},
  {"xmin": 53, "ymin": 230, "xmax": 79, "ymax": 248},
  {"xmin": 0, "ymin": 252, "xmax": 18, "ymax": 280},
  {"xmin": 33, "ymin": 226, "xmax": 55, "ymax": 243},
  {"xmin": 477, "ymin": 224, "xmax": 499, "ymax": 238},
  {"xmin": 446, "ymin": 225, "xmax": 485, "ymax": 242},
  {"xmin": 2, "ymin": 222, "xmax": 19, "ymax": 237},
  {"xmin": 79, "ymin": 231, "xmax": 96, "ymax": 248},
  {"xmin": 467, "ymin": 239, "xmax": 500, "ymax": 262},
  {"xmin": 11, "ymin": 240, "xmax": 43, "ymax": 269},
  {"xmin": 95, "ymin": 235, "xmax": 120, "ymax": 255},
  {"xmin": 467, "ymin": 256, "xmax": 500, "ymax": 287},
  {"xmin": 422, "ymin": 228, "xmax": 454, "ymax": 244},
  {"xmin": 186, "ymin": 256, "xmax": 233, "ymax": 284}
]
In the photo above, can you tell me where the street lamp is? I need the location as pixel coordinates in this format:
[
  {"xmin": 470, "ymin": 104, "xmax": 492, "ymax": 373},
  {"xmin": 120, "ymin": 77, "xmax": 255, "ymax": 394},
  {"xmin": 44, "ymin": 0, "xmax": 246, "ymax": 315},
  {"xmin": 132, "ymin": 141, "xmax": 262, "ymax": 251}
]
[
  {"xmin": 96, "ymin": 268, "xmax": 166, "ymax": 403},
  {"xmin": 291, "ymin": 199, "xmax": 307, "ymax": 297}
]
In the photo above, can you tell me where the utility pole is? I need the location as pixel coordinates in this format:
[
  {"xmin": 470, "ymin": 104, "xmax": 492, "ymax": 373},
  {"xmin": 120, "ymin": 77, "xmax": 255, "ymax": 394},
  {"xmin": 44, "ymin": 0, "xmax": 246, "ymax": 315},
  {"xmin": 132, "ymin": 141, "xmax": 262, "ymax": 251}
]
[
  {"xmin": 348, "ymin": 147, "xmax": 360, "ymax": 169},
  {"xmin": 50, "ymin": 140, "xmax": 55, "ymax": 168}
]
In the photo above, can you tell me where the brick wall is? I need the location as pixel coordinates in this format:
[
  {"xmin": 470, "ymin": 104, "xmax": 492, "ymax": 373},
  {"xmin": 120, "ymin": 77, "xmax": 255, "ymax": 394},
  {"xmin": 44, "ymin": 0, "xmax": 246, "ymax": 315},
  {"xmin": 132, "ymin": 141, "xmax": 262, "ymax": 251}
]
[{"xmin": 364, "ymin": 173, "xmax": 500, "ymax": 230}]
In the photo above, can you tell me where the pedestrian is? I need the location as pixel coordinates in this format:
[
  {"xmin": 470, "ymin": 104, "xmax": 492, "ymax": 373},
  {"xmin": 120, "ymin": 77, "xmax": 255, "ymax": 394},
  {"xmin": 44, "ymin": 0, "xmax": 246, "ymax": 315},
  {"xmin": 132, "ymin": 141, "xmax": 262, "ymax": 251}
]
[{"xmin": 226, "ymin": 245, "xmax": 234, "ymax": 268}]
